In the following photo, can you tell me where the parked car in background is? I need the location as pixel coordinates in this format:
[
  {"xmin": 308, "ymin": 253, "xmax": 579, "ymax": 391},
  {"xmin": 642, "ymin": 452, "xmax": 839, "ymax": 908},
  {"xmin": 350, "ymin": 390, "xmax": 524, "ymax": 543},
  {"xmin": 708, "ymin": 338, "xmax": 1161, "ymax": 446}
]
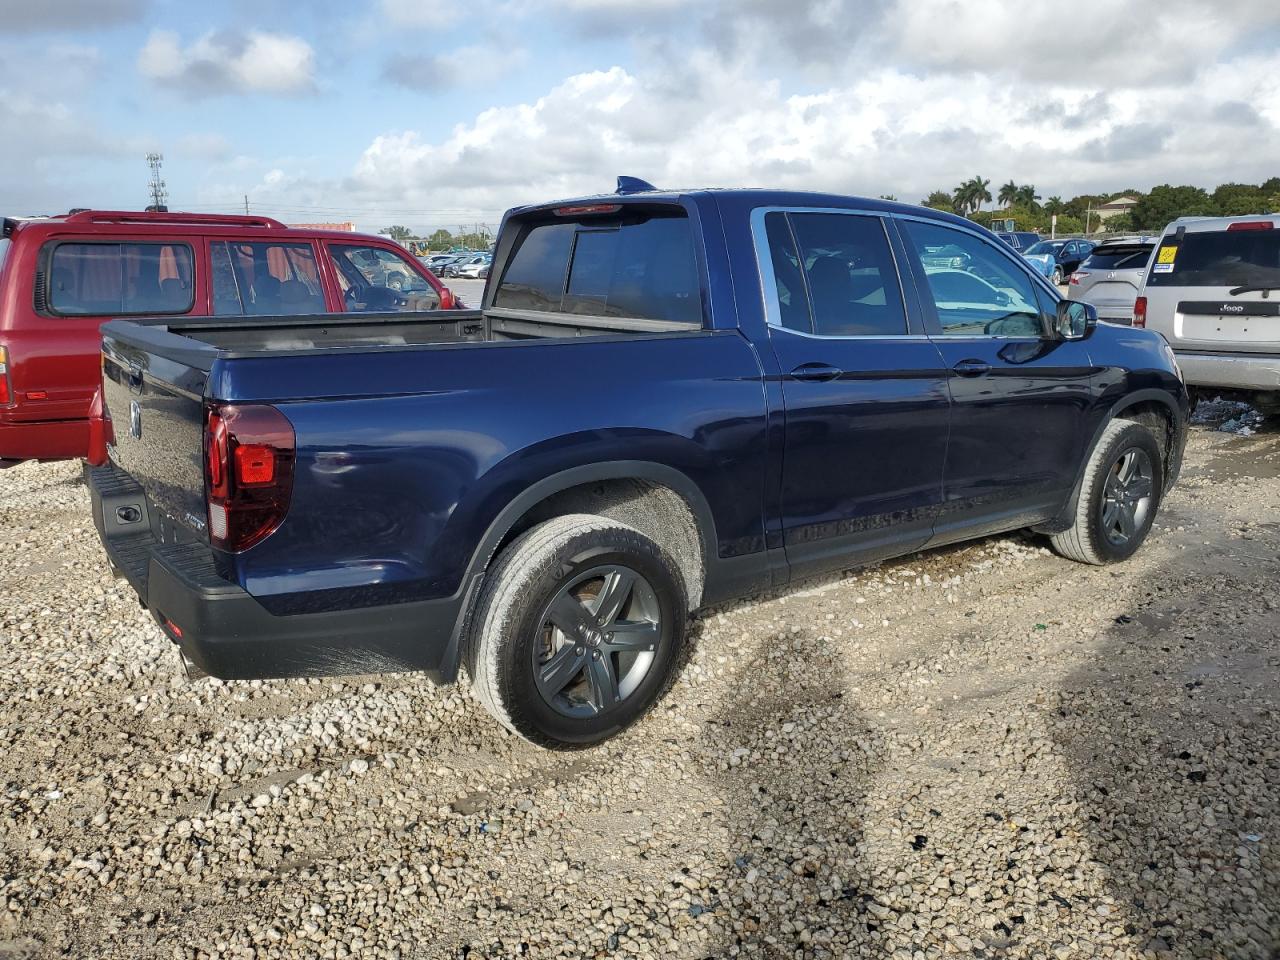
[
  {"xmin": 1135, "ymin": 214, "xmax": 1280, "ymax": 413},
  {"xmin": 995, "ymin": 231, "xmax": 1040, "ymax": 252},
  {"xmin": 455, "ymin": 256, "xmax": 492, "ymax": 279},
  {"xmin": 0, "ymin": 210, "xmax": 457, "ymax": 465},
  {"xmin": 443, "ymin": 254, "xmax": 490, "ymax": 278},
  {"xmin": 88, "ymin": 182, "xmax": 1186, "ymax": 749},
  {"xmin": 1023, "ymin": 239, "xmax": 1097, "ymax": 285},
  {"xmin": 1067, "ymin": 236, "xmax": 1156, "ymax": 325},
  {"xmin": 421, "ymin": 253, "xmax": 456, "ymax": 272}
]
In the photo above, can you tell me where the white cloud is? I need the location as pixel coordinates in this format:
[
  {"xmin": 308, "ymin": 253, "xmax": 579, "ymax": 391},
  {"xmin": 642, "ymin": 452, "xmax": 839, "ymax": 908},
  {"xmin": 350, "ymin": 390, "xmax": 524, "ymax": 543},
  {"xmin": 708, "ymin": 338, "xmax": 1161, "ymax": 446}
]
[
  {"xmin": 194, "ymin": 0, "xmax": 1280, "ymax": 229},
  {"xmin": 137, "ymin": 28, "xmax": 316, "ymax": 96},
  {"xmin": 379, "ymin": 0, "xmax": 446, "ymax": 27}
]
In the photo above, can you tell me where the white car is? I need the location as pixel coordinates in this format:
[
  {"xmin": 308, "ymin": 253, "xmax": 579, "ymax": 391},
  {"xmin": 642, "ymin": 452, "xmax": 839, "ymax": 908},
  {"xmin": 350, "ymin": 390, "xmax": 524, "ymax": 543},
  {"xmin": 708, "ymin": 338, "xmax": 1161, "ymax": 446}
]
[
  {"xmin": 455, "ymin": 258, "xmax": 491, "ymax": 279},
  {"xmin": 1135, "ymin": 213, "xmax": 1280, "ymax": 412}
]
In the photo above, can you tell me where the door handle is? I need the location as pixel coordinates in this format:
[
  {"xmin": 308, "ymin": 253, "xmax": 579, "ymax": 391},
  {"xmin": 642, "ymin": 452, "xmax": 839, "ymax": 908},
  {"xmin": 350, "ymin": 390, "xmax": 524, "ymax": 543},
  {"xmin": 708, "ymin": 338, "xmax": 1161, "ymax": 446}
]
[
  {"xmin": 952, "ymin": 359, "xmax": 991, "ymax": 377},
  {"xmin": 789, "ymin": 362, "xmax": 844, "ymax": 383}
]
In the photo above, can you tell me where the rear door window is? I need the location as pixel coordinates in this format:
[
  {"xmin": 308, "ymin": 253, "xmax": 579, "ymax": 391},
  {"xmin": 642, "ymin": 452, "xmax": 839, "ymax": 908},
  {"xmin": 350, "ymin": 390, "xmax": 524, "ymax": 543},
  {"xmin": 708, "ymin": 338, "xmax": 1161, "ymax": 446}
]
[
  {"xmin": 45, "ymin": 242, "xmax": 194, "ymax": 316},
  {"xmin": 493, "ymin": 212, "xmax": 702, "ymax": 325},
  {"xmin": 765, "ymin": 211, "xmax": 908, "ymax": 337},
  {"xmin": 1147, "ymin": 228, "xmax": 1280, "ymax": 287},
  {"xmin": 211, "ymin": 240, "xmax": 326, "ymax": 315}
]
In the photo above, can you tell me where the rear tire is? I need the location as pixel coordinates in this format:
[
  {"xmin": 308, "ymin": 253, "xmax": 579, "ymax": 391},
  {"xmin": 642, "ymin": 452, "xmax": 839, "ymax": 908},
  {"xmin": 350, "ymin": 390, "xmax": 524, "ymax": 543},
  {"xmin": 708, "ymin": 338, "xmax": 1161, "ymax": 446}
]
[
  {"xmin": 467, "ymin": 515, "xmax": 688, "ymax": 749},
  {"xmin": 1050, "ymin": 420, "xmax": 1164, "ymax": 565},
  {"xmin": 1052, "ymin": 266, "xmax": 1064, "ymax": 285}
]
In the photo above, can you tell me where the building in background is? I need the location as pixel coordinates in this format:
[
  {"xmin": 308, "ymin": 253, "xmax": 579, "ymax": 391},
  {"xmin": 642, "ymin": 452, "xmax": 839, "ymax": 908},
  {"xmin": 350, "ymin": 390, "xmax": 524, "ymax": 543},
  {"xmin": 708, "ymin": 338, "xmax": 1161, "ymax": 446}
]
[{"xmin": 1094, "ymin": 196, "xmax": 1139, "ymax": 223}]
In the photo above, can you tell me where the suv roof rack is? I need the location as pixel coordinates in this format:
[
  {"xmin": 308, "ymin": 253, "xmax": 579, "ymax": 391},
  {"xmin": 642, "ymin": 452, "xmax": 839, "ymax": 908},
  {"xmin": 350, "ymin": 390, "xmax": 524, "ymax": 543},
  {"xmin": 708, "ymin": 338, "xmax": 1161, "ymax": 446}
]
[{"xmin": 62, "ymin": 210, "xmax": 287, "ymax": 229}]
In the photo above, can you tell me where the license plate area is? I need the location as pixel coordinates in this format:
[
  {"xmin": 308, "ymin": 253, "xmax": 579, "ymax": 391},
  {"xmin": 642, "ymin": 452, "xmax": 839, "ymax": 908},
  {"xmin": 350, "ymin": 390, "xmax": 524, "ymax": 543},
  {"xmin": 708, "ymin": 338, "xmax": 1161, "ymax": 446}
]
[{"xmin": 1179, "ymin": 313, "xmax": 1277, "ymax": 344}]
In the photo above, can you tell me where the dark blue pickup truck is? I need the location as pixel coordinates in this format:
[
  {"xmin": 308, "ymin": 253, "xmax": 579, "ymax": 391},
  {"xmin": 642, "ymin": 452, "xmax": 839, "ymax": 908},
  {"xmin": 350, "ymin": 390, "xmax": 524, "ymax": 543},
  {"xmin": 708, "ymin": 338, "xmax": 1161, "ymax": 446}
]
[{"xmin": 90, "ymin": 181, "xmax": 1188, "ymax": 747}]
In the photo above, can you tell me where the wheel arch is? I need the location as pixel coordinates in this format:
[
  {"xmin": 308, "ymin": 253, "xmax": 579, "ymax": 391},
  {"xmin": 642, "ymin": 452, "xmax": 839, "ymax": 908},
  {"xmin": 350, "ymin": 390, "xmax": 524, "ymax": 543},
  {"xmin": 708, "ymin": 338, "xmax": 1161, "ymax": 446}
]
[
  {"xmin": 1034, "ymin": 387, "xmax": 1185, "ymax": 535},
  {"xmin": 438, "ymin": 460, "xmax": 718, "ymax": 681}
]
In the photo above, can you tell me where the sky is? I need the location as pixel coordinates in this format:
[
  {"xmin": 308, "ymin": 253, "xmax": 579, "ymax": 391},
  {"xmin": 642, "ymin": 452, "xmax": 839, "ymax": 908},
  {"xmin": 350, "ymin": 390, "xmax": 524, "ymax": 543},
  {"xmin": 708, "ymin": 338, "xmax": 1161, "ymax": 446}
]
[{"xmin": 2, "ymin": 0, "xmax": 1279, "ymax": 235}]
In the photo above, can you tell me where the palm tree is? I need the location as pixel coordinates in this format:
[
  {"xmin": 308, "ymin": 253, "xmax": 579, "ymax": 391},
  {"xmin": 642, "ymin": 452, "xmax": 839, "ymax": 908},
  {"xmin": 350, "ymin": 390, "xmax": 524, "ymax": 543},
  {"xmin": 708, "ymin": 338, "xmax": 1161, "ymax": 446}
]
[
  {"xmin": 1014, "ymin": 184, "xmax": 1041, "ymax": 210},
  {"xmin": 1043, "ymin": 196, "xmax": 1065, "ymax": 216},
  {"xmin": 956, "ymin": 176, "xmax": 992, "ymax": 216},
  {"xmin": 998, "ymin": 180, "xmax": 1018, "ymax": 208}
]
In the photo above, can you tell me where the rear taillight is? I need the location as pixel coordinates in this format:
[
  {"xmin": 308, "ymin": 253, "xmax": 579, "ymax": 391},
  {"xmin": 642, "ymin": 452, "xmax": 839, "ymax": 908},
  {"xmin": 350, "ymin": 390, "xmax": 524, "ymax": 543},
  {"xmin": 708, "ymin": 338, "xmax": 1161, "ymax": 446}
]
[
  {"xmin": 1227, "ymin": 221, "xmax": 1273, "ymax": 231},
  {"xmin": 1069, "ymin": 271, "xmax": 1087, "ymax": 285},
  {"xmin": 0, "ymin": 346, "xmax": 10, "ymax": 406},
  {"xmin": 439, "ymin": 286, "xmax": 455, "ymax": 310},
  {"xmin": 1133, "ymin": 296, "xmax": 1147, "ymax": 328},
  {"xmin": 204, "ymin": 403, "xmax": 295, "ymax": 552}
]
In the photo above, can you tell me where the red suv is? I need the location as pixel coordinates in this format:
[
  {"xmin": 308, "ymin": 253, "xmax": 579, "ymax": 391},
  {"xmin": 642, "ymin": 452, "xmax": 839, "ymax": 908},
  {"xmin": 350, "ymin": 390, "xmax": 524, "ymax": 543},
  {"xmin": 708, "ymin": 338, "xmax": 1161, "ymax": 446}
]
[{"xmin": 0, "ymin": 210, "xmax": 456, "ymax": 464}]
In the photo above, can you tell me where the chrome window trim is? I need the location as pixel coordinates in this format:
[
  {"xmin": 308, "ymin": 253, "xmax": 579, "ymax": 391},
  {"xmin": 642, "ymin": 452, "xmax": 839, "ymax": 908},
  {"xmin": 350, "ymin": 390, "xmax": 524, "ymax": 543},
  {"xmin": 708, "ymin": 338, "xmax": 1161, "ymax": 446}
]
[{"xmin": 749, "ymin": 205, "xmax": 928, "ymax": 340}]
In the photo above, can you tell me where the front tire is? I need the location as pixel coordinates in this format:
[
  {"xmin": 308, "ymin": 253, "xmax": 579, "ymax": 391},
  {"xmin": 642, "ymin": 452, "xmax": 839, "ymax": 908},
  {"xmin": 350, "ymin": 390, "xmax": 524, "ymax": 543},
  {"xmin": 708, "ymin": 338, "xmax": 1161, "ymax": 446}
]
[
  {"xmin": 1052, "ymin": 265, "xmax": 1064, "ymax": 285},
  {"xmin": 467, "ymin": 515, "xmax": 688, "ymax": 748},
  {"xmin": 1050, "ymin": 420, "xmax": 1163, "ymax": 564}
]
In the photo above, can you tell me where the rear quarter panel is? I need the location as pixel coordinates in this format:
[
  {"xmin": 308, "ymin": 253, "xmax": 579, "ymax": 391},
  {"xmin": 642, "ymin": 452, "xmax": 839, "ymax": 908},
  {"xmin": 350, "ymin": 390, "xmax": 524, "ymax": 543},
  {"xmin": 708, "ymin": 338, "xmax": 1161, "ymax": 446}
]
[{"xmin": 217, "ymin": 331, "xmax": 771, "ymax": 615}]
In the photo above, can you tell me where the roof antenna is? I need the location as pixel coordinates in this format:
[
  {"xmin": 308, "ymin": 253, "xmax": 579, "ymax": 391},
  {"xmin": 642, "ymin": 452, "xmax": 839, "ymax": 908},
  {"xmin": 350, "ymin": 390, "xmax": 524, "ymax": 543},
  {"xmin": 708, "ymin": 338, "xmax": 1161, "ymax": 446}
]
[{"xmin": 616, "ymin": 176, "xmax": 657, "ymax": 195}]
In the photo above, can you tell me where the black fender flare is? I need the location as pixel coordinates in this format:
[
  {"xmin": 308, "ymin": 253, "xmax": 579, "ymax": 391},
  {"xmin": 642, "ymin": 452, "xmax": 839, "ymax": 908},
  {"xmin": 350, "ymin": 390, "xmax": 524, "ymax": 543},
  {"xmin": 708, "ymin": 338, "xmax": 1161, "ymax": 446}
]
[
  {"xmin": 1035, "ymin": 387, "xmax": 1186, "ymax": 534},
  {"xmin": 437, "ymin": 460, "xmax": 720, "ymax": 680}
]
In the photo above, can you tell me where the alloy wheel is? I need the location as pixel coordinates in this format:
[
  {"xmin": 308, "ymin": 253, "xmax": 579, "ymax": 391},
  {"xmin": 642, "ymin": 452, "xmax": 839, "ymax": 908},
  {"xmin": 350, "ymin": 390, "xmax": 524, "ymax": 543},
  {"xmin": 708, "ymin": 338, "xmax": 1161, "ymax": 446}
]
[
  {"xmin": 1100, "ymin": 448, "xmax": 1155, "ymax": 546},
  {"xmin": 532, "ymin": 565, "xmax": 661, "ymax": 719}
]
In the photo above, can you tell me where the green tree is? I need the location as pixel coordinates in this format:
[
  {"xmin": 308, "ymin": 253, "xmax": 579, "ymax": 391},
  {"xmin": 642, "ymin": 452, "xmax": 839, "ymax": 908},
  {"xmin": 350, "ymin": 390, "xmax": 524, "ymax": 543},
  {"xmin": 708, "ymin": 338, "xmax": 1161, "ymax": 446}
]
[
  {"xmin": 1211, "ymin": 182, "xmax": 1266, "ymax": 217},
  {"xmin": 1053, "ymin": 214, "xmax": 1084, "ymax": 235},
  {"xmin": 427, "ymin": 228, "xmax": 453, "ymax": 250},
  {"xmin": 954, "ymin": 176, "xmax": 992, "ymax": 216},
  {"xmin": 922, "ymin": 189, "xmax": 955, "ymax": 211},
  {"xmin": 1014, "ymin": 184, "xmax": 1041, "ymax": 210},
  {"xmin": 998, "ymin": 180, "xmax": 1018, "ymax": 208},
  {"xmin": 1043, "ymin": 196, "xmax": 1065, "ymax": 216},
  {"xmin": 379, "ymin": 225, "xmax": 418, "ymax": 243},
  {"xmin": 1131, "ymin": 185, "xmax": 1215, "ymax": 230}
]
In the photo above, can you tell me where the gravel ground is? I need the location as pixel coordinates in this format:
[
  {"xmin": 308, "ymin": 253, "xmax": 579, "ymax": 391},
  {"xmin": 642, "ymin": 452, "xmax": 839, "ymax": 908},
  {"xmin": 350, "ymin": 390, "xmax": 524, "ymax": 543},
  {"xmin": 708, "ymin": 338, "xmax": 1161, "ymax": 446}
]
[{"xmin": 1, "ymin": 415, "xmax": 1277, "ymax": 960}]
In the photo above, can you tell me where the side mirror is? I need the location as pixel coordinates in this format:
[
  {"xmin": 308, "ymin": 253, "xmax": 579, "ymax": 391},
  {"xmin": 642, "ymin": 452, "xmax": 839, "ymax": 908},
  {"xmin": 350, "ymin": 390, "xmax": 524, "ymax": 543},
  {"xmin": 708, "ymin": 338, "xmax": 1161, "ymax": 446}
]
[{"xmin": 1054, "ymin": 299, "xmax": 1096, "ymax": 340}]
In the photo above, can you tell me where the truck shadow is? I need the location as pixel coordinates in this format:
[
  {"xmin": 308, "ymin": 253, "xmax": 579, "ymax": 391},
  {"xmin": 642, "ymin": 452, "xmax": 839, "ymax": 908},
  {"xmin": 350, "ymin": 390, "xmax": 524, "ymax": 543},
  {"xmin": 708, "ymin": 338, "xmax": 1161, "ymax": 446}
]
[
  {"xmin": 1046, "ymin": 545, "xmax": 1280, "ymax": 958},
  {"xmin": 698, "ymin": 625, "xmax": 892, "ymax": 957}
]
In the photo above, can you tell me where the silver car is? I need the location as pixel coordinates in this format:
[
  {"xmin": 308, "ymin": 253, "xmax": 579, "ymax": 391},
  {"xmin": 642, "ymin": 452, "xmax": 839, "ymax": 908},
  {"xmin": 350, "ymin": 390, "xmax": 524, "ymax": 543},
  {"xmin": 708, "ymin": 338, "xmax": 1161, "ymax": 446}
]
[
  {"xmin": 1136, "ymin": 214, "xmax": 1280, "ymax": 411},
  {"xmin": 1067, "ymin": 236, "xmax": 1156, "ymax": 325}
]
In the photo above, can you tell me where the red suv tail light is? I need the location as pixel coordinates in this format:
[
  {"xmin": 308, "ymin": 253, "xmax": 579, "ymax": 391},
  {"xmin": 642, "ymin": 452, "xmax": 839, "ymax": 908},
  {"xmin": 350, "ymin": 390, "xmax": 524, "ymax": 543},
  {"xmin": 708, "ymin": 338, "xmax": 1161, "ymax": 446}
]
[
  {"xmin": 204, "ymin": 403, "xmax": 295, "ymax": 552},
  {"xmin": 0, "ymin": 346, "xmax": 11, "ymax": 406},
  {"xmin": 1133, "ymin": 296, "xmax": 1147, "ymax": 328},
  {"xmin": 1069, "ymin": 271, "xmax": 1087, "ymax": 285}
]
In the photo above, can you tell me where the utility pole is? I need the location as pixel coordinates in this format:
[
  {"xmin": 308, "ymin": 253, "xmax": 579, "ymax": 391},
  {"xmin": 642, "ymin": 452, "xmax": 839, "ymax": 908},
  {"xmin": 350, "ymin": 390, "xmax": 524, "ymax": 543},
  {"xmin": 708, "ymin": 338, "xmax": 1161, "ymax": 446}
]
[
  {"xmin": 244, "ymin": 195, "xmax": 250, "ymax": 215},
  {"xmin": 145, "ymin": 153, "xmax": 168, "ymax": 211}
]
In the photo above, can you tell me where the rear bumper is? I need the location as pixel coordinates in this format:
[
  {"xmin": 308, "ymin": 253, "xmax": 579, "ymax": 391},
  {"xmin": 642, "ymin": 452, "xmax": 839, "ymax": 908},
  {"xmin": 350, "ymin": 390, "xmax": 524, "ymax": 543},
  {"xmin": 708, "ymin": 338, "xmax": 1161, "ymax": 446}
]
[
  {"xmin": 88, "ymin": 463, "xmax": 465, "ymax": 682},
  {"xmin": 0, "ymin": 416, "xmax": 88, "ymax": 461},
  {"xmin": 1173, "ymin": 350, "xmax": 1280, "ymax": 392}
]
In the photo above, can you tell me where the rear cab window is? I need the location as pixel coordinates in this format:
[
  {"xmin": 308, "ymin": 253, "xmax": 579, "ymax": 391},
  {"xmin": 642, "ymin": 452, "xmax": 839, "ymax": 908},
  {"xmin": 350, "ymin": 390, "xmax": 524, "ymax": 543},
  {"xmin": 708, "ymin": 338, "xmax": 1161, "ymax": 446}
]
[
  {"xmin": 1147, "ymin": 226, "xmax": 1280, "ymax": 287},
  {"xmin": 42, "ymin": 241, "xmax": 194, "ymax": 316},
  {"xmin": 492, "ymin": 207, "xmax": 703, "ymax": 326}
]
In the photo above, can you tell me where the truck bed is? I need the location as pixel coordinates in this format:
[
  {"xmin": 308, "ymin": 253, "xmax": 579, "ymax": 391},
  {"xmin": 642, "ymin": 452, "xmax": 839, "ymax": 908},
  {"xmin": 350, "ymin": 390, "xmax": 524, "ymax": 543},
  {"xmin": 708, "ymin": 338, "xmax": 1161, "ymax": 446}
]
[{"xmin": 105, "ymin": 307, "xmax": 699, "ymax": 367}]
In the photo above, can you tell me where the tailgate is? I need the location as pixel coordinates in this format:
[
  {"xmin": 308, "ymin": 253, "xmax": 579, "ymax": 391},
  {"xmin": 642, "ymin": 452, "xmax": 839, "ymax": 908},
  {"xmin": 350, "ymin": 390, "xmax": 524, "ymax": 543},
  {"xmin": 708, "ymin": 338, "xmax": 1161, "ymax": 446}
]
[
  {"xmin": 1175, "ymin": 299, "xmax": 1280, "ymax": 352},
  {"xmin": 1083, "ymin": 278, "xmax": 1139, "ymax": 315},
  {"xmin": 101, "ymin": 323, "xmax": 212, "ymax": 538}
]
